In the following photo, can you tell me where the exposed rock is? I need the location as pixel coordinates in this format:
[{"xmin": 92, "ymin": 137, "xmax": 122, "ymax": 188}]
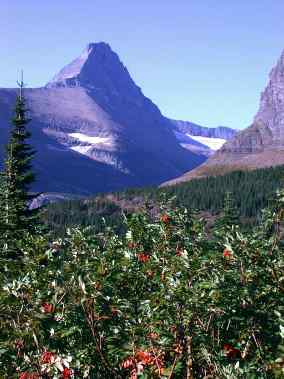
[
  {"xmin": 168, "ymin": 119, "xmax": 237, "ymax": 157},
  {"xmin": 29, "ymin": 193, "xmax": 84, "ymax": 209},
  {"xmin": 164, "ymin": 49, "xmax": 284, "ymax": 186},
  {"xmin": 169, "ymin": 119, "xmax": 236, "ymax": 139},
  {"xmin": 0, "ymin": 43, "xmax": 205, "ymax": 195}
]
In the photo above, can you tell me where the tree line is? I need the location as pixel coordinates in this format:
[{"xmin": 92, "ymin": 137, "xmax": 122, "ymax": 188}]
[{"xmin": 43, "ymin": 165, "xmax": 284, "ymax": 235}]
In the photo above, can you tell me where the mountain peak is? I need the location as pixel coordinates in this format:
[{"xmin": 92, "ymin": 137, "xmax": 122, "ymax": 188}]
[
  {"xmin": 46, "ymin": 42, "xmax": 137, "ymax": 94},
  {"xmin": 253, "ymin": 49, "xmax": 284, "ymax": 142},
  {"xmin": 267, "ymin": 49, "xmax": 284, "ymax": 82},
  {"xmin": 46, "ymin": 42, "xmax": 116, "ymax": 86},
  {"xmin": 169, "ymin": 47, "xmax": 284, "ymax": 185},
  {"xmin": 86, "ymin": 41, "xmax": 112, "ymax": 52}
]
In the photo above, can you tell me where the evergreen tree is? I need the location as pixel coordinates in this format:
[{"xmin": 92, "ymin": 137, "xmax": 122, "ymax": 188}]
[
  {"xmin": 0, "ymin": 77, "xmax": 37, "ymax": 256},
  {"xmin": 214, "ymin": 191, "xmax": 239, "ymax": 233}
]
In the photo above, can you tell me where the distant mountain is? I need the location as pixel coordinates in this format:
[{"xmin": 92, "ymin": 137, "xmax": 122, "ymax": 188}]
[
  {"xmin": 169, "ymin": 119, "xmax": 236, "ymax": 139},
  {"xmin": 164, "ymin": 49, "xmax": 284, "ymax": 185},
  {"xmin": 0, "ymin": 42, "xmax": 205, "ymax": 195},
  {"xmin": 168, "ymin": 119, "xmax": 237, "ymax": 157}
]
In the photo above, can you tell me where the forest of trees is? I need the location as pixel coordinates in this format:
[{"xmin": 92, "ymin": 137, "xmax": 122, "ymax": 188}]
[{"xmin": 43, "ymin": 164, "xmax": 284, "ymax": 235}]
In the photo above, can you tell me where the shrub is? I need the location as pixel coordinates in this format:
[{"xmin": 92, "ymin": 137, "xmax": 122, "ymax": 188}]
[{"xmin": 0, "ymin": 195, "xmax": 284, "ymax": 378}]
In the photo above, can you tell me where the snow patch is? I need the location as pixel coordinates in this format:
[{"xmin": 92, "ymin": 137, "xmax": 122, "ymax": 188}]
[
  {"xmin": 186, "ymin": 135, "xmax": 226, "ymax": 151},
  {"xmin": 70, "ymin": 145, "xmax": 93, "ymax": 155},
  {"xmin": 69, "ymin": 133, "xmax": 111, "ymax": 145}
]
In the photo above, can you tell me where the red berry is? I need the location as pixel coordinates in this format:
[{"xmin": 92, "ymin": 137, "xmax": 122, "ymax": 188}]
[
  {"xmin": 223, "ymin": 344, "xmax": 241, "ymax": 358},
  {"xmin": 19, "ymin": 374, "xmax": 39, "ymax": 379},
  {"xmin": 176, "ymin": 248, "xmax": 183, "ymax": 256},
  {"xmin": 122, "ymin": 357, "xmax": 135, "ymax": 369},
  {"xmin": 137, "ymin": 253, "xmax": 150, "ymax": 263},
  {"xmin": 223, "ymin": 249, "xmax": 232, "ymax": 258},
  {"xmin": 62, "ymin": 368, "xmax": 73, "ymax": 379},
  {"xmin": 130, "ymin": 369, "xmax": 138, "ymax": 379},
  {"xmin": 128, "ymin": 242, "xmax": 137, "ymax": 249},
  {"xmin": 41, "ymin": 351, "xmax": 55, "ymax": 364},
  {"xmin": 42, "ymin": 302, "xmax": 55, "ymax": 313},
  {"xmin": 135, "ymin": 350, "xmax": 153, "ymax": 365},
  {"xmin": 147, "ymin": 332, "xmax": 159, "ymax": 340},
  {"xmin": 161, "ymin": 214, "xmax": 171, "ymax": 224},
  {"xmin": 15, "ymin": 339, "xmax": 25, "ymax": 350},
  {"xmin": 111, "ymin": 307, "xmax": 119, "ymax": 316}
]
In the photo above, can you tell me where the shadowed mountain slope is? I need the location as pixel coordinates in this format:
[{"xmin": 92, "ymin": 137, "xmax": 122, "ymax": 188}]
[{"xmin": 0, "ymin": 43, "xmax": 205, "ymax": 194}]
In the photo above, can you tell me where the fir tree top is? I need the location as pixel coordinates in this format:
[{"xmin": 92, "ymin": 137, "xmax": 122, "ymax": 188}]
[{"xmin": 0, "ymin": 75, "xmax": 38, "ymax": 258}]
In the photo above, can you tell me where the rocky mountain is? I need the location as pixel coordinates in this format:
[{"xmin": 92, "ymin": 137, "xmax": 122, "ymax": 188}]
[
  {"xmin": 168, "ymin": 119, "xmax": 236, "ymax": 157},
  {"xmin": 169, "ymin": 119, "xmax": 236, "ymax": 139},
  {"xmin": 0, "ymin": 42, "xmax": 206, "ymax": 195},
  {"xmin": 164, "ymin": 49, "xmax": 284, "ymax": 185}
]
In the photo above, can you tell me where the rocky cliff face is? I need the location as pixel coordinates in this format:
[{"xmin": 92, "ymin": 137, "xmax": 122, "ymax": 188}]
[
  {"xmin": 0, "ymin": 43, "xmax": 205, "ymax": 195},
  {"xmin": 164, "ymin": 49, "xmax": 284, "ymax": 185},
  {"xmin": 254, "ymin": 51, "xmax": 284, "ymax": 144},
  {"xmin": 169, "ymin": 119, "xmax": 236, "ymax": 140}
]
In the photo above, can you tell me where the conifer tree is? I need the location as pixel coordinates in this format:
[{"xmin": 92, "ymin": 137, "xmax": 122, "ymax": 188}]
[
  {"xmin": 215, "ymin": 191, "xmax": 239, "ymax": 232},
  {"xmin": 0, "ymin": 76, "xmax": 37, "ymax": 256}
]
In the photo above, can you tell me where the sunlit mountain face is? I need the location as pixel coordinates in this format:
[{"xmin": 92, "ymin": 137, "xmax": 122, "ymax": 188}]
[
  {"xmin": 0, "ymin": 43, "xmax": 206, "ymax": 195},
  {"xmin": 164, "ymin": 49, "xmax": 284, "ymax": 186}
]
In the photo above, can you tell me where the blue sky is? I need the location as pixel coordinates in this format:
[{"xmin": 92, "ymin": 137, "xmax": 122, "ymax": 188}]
[{"xmin": 1, "ymin": 1, "xmax": 284, "ymax": 129}]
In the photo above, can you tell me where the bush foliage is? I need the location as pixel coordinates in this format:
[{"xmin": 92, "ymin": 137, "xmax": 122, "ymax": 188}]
[{"xmin": 1, "ymin": 193, "xmax": 284, "ymax": 378}]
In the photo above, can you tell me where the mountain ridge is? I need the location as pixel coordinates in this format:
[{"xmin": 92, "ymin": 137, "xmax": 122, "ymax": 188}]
[
  {"xmin": 168, "ymin": 119, "xmax": 237, "ymax": 157},
  {"xmin": 169, "ymin": 119, "xmax": 236, "ymax": 139},
  {"xmin": 0, "ymin": 42, "xmax": 206, "ymax": 195},
  {"xmin": 164, "ymin": 48, "xmax": 284, "ymax": 185}
]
